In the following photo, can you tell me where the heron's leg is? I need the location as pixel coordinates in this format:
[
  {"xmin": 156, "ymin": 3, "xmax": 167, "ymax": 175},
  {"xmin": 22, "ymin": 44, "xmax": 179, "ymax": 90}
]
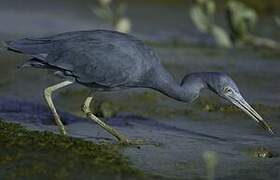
[
  {"xmin": 44, "ymin": 80, "xmax": 73, "ymax": 135},
  {"xmin": 81, "ymin": 95, "xmax": 131, "ymax": 144}
]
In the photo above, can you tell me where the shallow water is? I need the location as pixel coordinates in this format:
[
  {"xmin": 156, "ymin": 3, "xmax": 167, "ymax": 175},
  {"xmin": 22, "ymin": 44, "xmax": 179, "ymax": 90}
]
[
  {"xmin": 0, "ymin": 98, "xmax": 279, "ymax": 179},
  {"xmin": 0, "ymin": 0, "xmax": 280, "ymax": 179}
]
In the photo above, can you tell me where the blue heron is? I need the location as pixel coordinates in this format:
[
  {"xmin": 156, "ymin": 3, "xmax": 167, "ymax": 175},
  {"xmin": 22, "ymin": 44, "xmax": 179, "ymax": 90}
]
[{"xmin": 4, "ymin": 30, "xmax": 274, "ymax": 144}]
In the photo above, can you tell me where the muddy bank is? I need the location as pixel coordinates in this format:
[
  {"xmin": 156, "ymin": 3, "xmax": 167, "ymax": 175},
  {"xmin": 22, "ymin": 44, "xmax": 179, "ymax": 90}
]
[
  {"xmin": 0, "ymin": 121, "xmax": 145, "ymax": 180},
  {"xmin": 0, "ymin": 98, "xmax": 279, "ymax": 179}
]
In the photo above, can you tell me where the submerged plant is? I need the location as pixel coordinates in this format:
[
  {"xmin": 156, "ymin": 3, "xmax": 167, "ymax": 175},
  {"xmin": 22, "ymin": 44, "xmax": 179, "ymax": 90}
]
[
  {"xmin": 93, "ymin": 0, "xmax": 131, "ymax": 33},
  {"xmin": 95, "ymin": 101, "xmax": 119, "ymax": 118},
  {"xmin": 203, "ymin": 151, "xmax": 218, "ymax": 180}
]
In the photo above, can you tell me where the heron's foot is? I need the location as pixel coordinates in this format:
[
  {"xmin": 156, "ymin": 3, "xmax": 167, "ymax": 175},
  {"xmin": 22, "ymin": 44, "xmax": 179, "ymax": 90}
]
[
  {"xmin": 59, "ymin": 126, "xmax": 68, "ymax": 136},
  {"xmin": 119, "ymin": 139, "xmax": 145, "ymax": 146},
  {"xmin": 53, "ymin": 116, "xmax": 68, "ymax": 135}
]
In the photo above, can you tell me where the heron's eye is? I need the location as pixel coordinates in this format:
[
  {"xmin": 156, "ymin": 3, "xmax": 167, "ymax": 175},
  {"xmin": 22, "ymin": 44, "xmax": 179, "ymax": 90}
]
[{"xmin": 224, "ymin": 87, "xmax": 232, "ymax": 94}]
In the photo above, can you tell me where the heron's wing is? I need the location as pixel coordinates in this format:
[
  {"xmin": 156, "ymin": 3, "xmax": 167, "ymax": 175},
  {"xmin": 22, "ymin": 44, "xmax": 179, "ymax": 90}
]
[
  {"xmin": 7, "ymin": 30, "xmax": 160, "ymax": 88},
  {"xmin": 45, "ymin": 39, "xmax": 149, "ymax": 88}
]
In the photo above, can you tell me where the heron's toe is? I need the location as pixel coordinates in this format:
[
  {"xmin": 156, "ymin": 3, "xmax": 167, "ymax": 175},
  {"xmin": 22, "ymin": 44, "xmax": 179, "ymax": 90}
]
[
  {"xmin": 59, "ymin": 127, "xmax": 68, "ymax": 136},
  {"xmin": 119, "ymin": 139, "xmax": 145, "ymax": 146}
]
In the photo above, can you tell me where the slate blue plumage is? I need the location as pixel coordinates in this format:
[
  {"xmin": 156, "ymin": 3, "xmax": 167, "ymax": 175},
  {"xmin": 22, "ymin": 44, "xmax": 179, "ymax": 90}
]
[{"xmin": 5, "ymin": 30, "xmax": 273, "ymax": 143}]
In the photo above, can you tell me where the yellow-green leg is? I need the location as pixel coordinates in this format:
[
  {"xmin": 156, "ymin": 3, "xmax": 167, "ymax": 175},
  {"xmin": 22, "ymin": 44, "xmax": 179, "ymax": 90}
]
[
  {"xmin": 44, "ymin": 80, "xmax": 73, "ymax": 135},
  {"xmin": 81, "ymin": 95, "xmax": 132, "ymax": 144}
]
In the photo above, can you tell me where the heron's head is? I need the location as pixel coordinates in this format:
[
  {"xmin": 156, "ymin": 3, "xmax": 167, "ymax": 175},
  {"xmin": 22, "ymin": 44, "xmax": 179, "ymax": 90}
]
[{"xmin": 205, "ymin": 73, "xmax": 274, "ymax": 135}]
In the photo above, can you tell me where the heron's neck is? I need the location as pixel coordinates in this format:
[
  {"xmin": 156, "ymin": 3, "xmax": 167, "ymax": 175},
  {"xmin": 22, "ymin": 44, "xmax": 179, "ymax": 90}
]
[{"xmin": 151, "ymin": 68, "xmax": 207, "ymax": 102}]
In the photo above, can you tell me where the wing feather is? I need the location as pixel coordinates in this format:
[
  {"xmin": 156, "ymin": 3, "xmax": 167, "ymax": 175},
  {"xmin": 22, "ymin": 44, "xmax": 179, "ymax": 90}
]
[{"xmin": 6, "ymin": 30, "xmax": 160, "ymax": 88}]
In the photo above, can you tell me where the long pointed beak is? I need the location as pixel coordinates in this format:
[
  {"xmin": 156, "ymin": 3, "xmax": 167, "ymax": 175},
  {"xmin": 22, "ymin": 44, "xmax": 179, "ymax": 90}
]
[{"xmin": 227, "ymin": 94, "xmax": 274, "ymax": 135}]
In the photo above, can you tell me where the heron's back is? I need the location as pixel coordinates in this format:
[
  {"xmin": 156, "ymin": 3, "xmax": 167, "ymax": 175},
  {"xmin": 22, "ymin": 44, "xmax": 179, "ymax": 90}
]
[{"xmin": 6, "ymin": 30, "xmax": 162, "ymax": 89}]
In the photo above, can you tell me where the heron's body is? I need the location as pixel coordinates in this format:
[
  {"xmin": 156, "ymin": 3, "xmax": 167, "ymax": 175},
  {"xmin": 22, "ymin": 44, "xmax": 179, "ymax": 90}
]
[
  {"xmin": 5, "ymin": 30, "xmax": 273, "ymax": 144},
  {"xmin": 8, "ymin": 30, "xmax": 165, "ymax": 90}
]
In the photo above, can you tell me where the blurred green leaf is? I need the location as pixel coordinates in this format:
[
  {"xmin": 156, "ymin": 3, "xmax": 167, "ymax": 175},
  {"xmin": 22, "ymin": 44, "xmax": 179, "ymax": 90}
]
[
  {"xmin": 227, "ymin": 0, "xmax": 257, "ymax": 40},
  {"xmin": 190, "ymin": 0, "xmax": 232, "ymax": 48},
  {"xmin": 203, "ymin": 151, "xmax": 218, "ymax": 180},
  {"xmin": 190, "ymin": 6, "xmax": 210, "ymax": 33},
  {"xmin": 115, "ymin": 17, "xmax": 131, "ymax": 33},
  {"xmin": 92, "ymin": 0, "xmax": 131, "ymax": 33},
  {"xmin": 98, "ymin": 0, "xmax": 112, "ymax": 7},
  {"xmin": 275, "ymin": 16, "xmax": 280, "ymax": 27},
  {"xmin": 205, "ymin": 0, "xmax": 216, "ymax": 16},
  {"xmin": 211, "ymin": 26, "xmax": 232, "ymax": 48}
]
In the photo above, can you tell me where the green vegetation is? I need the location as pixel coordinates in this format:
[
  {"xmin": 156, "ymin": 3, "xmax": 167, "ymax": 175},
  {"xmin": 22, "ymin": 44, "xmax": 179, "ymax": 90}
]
[
  {"xmin": 95, "ymin": 101, "xmax": 120, "ymax": 118},
  {"xmin": 227, "ymin": 0, "xmax": 257, "ymax": 42},
  {"xmin": 203, "ymin": 151, "xmax": 218, "ymax": 180},
  {"xmin": 190, "ymin": 0, "xmax": 232, "ymax": 48},
  {"xmin": 93, "ymin": 0, "xmax": 131, "ymax": 33},
  {"xmin": 276, "ymin": 17, "xmax": 280, "ymax": 27},
  {"xmin": 133, "ymin": 0, "xmax": 280, "ymax": 13},
  {"xmin": 239, "ymin": 0, "xmax": 280, "ymax": 14},
  {"xmin": 244, "ymin": 147, "xmax": 278, "ymax": 158},
  {"xmin": 190, "ymin": 0, "xmax": 280, "ymax": 49},
  {"xmin": 0, "ymin": 120, "xmax": 145, "ymax": 179}
]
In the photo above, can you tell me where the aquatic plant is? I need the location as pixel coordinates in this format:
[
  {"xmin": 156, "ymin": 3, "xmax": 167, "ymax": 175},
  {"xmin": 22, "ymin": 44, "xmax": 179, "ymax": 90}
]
[
  {"xmin": 245, "ymin": 147, "xmax": 278, "ymax": 159},
  {"xmin": 226, "ymin": 0, "xmax": 279, "ymax": 49},
  {"xmin": 275, "ymin": 16, "xmax": 280, "ymax": 27},
  {"xmin": 203, "ymin": 151, "xmax": 218, "ymax": 180},
  {"xmin": 93, "ymin": 0, "xmax": 131, "ymax": 33},
  {"xmin": 96, "ymin": 101, "xmax": 119, "ymax": 118},
  {"xmin": 190, "ymin": 0, "xmax": 232, "ymax": 48},
  {"xmin": 190, "ymin": 0, "xmax": 280, "ymax": 49},
  {"xmin": 226, "ymin": 0, "xmax": 257, "ymax": 42}
]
